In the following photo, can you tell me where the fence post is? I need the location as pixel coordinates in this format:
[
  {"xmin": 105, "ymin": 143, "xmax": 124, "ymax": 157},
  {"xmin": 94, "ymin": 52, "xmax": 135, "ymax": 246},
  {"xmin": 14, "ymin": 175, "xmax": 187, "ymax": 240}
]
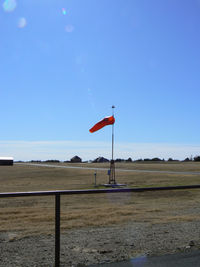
[{"xmin": 55, "ymin": 194, "xmax": 60, "ymax": 267}]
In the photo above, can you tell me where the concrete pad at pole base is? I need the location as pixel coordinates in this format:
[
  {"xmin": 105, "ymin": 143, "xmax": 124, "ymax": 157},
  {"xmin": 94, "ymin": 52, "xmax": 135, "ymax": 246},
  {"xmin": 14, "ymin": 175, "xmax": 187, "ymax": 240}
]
[{"xmin": 103, "ymin": 184, "xmax": 127, "ymax": 188}]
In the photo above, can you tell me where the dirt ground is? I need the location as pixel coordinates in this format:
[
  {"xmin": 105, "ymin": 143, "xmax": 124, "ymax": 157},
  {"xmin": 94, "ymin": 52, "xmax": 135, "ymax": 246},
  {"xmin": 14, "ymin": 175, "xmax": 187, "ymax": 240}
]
[{"xmin": 1, "ymin": 221, "xmax": 200, "ymax": 266}]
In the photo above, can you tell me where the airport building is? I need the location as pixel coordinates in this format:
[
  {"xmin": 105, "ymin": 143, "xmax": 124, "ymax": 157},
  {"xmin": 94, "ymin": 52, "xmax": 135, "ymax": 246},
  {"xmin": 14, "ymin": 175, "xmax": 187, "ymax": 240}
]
[{"xmin": 0, "ymin": 157, "xmax": 14, "ymax": 166}]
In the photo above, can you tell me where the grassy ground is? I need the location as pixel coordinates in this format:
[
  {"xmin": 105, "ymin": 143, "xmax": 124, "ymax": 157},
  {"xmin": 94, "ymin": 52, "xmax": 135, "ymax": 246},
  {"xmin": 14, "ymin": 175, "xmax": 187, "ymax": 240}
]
[{"xmin": 0, "ymin": 162, "xmax": 200, "ymax": 238}]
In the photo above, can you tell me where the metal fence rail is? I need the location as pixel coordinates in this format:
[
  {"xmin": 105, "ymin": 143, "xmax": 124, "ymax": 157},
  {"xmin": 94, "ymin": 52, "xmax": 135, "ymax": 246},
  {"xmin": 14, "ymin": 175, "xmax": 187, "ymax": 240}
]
[{"xmin": 1, "ymin": 185, "xmax": 200, "ymax": 266}]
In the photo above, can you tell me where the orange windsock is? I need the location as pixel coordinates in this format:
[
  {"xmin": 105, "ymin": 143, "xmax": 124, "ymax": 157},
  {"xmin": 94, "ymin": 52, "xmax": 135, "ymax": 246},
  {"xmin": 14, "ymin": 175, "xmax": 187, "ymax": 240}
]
[{"xmin": 89, "ymin": 116, "xmax": 115, "ymax": 133}]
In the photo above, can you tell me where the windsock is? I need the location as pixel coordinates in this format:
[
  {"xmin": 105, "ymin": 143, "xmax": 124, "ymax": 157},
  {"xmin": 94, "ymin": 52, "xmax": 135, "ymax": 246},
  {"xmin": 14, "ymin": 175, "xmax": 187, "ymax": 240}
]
[{"xmin": 89, "ymin": 116, "xmax": 115, "ymax": 133}]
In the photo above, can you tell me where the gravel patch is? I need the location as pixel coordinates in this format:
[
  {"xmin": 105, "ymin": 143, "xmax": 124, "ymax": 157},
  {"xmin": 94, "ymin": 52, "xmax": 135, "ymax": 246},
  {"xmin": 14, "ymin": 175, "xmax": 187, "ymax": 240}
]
[{"xmin": 1, "ymin": 221, "xmax": 200, "ymax": 266}]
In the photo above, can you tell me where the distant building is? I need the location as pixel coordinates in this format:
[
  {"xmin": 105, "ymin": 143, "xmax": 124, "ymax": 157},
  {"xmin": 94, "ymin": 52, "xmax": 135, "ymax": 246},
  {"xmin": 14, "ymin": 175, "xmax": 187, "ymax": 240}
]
[
  {"xmin": 0, "ymin": 157, "xmax": 14, "ymax": 166},
  {"xmin": 93, "ymin": 157, "xmax": 109, "ymax": 163},
  {"xmin": 70, "ymin": 156, "xmax": 82, "ymax": 163}
]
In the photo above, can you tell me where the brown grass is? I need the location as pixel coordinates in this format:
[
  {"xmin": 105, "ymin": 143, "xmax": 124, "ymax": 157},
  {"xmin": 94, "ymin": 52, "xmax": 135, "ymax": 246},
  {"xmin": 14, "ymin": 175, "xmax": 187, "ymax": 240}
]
[{"xmin": 0, "ymin": 162, "xmax": 200, "ymax": 238}]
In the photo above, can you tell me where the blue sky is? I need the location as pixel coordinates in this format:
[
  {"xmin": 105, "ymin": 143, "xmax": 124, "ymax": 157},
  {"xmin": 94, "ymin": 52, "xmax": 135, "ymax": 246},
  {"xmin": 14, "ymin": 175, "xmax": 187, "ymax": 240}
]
[{"xmin": 1, "ymin": 0, "xmax": 200, "ymax": 160}]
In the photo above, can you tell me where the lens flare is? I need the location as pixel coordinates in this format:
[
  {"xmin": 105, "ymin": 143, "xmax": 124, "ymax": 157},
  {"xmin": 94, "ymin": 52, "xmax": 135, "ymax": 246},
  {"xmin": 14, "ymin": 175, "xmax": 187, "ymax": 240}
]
[
  {"xmin": 18, "ymin": 17, "xmax": 26, "ymax": 28},
  {"xmin": 65, "ymin": 24, "xmax": 74, "ymax": 33},
  {"xmin": 131, "ymin": 255, "xmax": 147, "ymax": 265},
  {"xmin": 2, "ymin": 0, "xmax": 17, "ymax": 12},
  {"xmin": 106, "ymin": 191, "xmax": 132, "ymax": 205},
  {"xmin": 62, "ymin": 8, "xmax": 66, "ymax": 15}
]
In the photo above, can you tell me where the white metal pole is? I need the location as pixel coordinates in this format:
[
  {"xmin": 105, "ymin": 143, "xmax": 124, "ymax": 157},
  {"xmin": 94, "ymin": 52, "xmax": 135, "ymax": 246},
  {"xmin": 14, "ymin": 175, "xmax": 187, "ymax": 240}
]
[{"xmin": 112, "ymin": 105, "xmax": 115, "ymax": 161}]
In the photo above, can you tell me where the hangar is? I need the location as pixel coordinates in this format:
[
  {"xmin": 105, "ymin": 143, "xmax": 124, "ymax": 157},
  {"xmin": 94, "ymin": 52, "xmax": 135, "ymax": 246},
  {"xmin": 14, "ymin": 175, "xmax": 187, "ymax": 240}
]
[{"xmin": 0, "ymin": 157, "xmax": 14, "ymax": 166}]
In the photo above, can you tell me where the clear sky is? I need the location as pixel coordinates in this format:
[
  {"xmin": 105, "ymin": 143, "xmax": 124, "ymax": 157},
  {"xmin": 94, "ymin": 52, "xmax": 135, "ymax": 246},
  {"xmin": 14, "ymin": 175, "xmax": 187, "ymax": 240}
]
[{"xmin": 1, "ymin": 0, "xmax": 200, "ymax": 161}]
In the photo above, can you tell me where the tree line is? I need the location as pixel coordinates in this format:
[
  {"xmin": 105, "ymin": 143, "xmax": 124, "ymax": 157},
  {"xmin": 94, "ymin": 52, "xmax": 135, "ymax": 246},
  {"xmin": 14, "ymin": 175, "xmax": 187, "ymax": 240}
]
[{"xmin": 18, "ymin": 155, "xmax": 200, "ymax": 163}]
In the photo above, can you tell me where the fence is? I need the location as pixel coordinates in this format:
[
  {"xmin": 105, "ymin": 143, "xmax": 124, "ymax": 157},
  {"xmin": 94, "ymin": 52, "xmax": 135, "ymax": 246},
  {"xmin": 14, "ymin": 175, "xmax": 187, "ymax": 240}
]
[{"xmin": 1, "ymin": 185, "xmax": 200, "ymax": 267}]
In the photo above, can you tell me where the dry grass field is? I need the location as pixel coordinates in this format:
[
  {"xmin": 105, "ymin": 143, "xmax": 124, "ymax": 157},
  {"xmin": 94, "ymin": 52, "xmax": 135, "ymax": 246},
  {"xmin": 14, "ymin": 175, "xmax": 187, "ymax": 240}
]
[{"xmin": 0, "ymin": 162, "xmax": 200, "ymax": 238}]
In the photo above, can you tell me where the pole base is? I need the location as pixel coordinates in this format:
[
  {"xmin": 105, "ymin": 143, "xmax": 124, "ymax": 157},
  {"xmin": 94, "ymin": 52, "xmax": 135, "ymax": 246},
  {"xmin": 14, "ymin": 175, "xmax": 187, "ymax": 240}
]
[
  {"xmin": 103, "ymin": 183, "xmax": 127, "ymax": 188},
  {"xmin": 108, "ymin": 160, "xmax": 116, "ymax": 184}
]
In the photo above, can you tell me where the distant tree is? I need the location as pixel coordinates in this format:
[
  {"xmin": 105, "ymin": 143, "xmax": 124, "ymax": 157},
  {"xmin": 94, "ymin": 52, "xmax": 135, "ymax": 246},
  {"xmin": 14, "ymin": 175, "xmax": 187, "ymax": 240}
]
[
  {"xmin": 168, "ymin": 158, "xmax": 173, "ymax": 161},
  {"xmin": 115, "ymin": 158, "xmax": 122, "ymax": 162},
  {"xmin": 135, "ymin": 158, "xmax": 143, "ymax": 162},
  {"xmin": 183, "ymin": 157, "xmax": 190, "ymax": 162},
  {"xmin": 194, "ymin": 156, "xmax": 200, "ymax": 162},
  {"xmin": 45, "ymin": 160, "xmax": 60, "ymax": 163},
  {"xmin": 126, "ymin": 157, "xmax": 132, "ymax": 162},
  {"xmin": 151, "ymin": 157, "xmax": 162, "ymax": 161},
  {"xmin": 71, "ymin": 156, "xmax": 82, "ymax": 163}
]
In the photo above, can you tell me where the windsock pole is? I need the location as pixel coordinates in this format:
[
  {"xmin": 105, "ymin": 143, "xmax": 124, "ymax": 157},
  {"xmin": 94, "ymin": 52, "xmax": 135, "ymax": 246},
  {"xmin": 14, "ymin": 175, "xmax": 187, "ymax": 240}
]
[
  {"xmin": 109, "ymin": 105, "xmax": 116, "ymax": 184},
  {"xmin": 112, "ymin": 105, "xmax": 115, "ymax": 161}
]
